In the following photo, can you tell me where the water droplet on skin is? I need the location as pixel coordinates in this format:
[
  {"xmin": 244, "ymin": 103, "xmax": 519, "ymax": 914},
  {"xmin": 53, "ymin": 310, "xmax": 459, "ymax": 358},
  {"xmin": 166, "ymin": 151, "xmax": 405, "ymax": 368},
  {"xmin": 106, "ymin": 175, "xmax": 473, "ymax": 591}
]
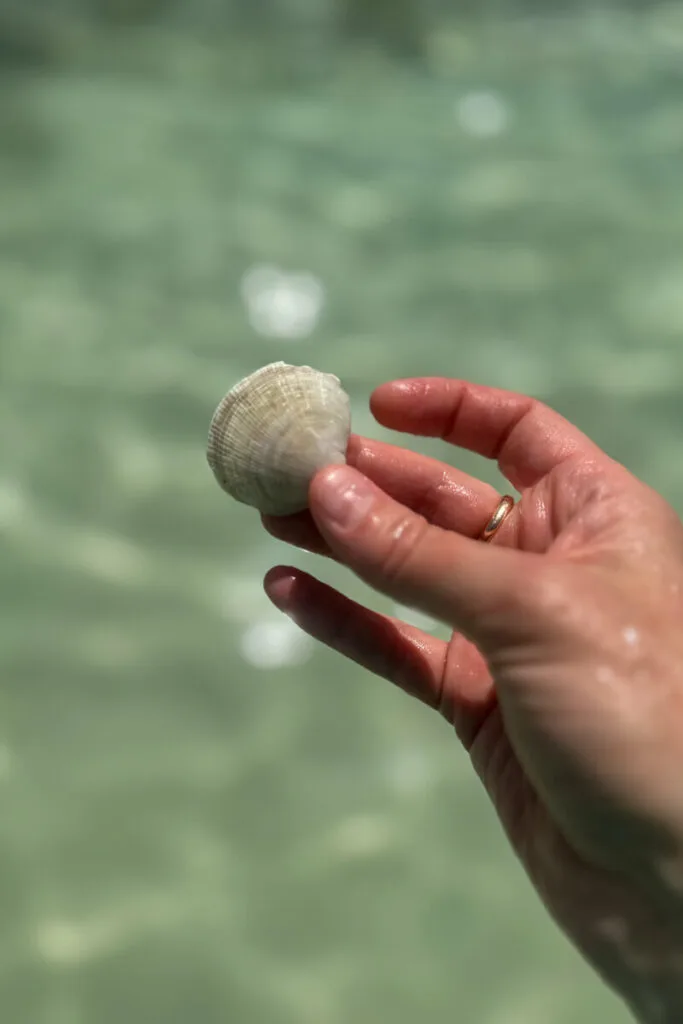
[
  {"xmin": 596, "ymin": 666, "xmax": 618, "ymax": 688},
  {"xmin": 622, "ymin": 626, "xmax": 639, "ymax": 648},
  {"xmin": 390, "ymin": 519, "xmax": 411, "ymax": 543}
]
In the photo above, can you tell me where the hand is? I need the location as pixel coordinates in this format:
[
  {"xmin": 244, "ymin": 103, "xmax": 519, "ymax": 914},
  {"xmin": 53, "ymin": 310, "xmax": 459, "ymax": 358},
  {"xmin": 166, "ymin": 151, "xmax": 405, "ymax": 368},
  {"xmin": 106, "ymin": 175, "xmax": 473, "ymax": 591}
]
[{"xmin": 262, "ymin": 377, "xmax": 683, "ymax": 1022}]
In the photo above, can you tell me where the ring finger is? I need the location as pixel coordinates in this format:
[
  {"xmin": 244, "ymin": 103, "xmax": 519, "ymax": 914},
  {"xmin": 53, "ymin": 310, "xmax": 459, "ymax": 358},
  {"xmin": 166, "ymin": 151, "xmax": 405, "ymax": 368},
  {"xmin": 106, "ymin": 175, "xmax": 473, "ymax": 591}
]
[{"xmin": 262, "ymin": 434, "xmax": 517, "ymax": 555}]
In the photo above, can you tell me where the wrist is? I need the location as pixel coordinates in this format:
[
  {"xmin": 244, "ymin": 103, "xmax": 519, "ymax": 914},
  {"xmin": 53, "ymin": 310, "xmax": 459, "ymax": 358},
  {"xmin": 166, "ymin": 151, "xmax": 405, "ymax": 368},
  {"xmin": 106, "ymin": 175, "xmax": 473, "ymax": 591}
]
[
  {"xmin": 627, "ymin": 983, "xmax": 683, "ymax": 1024},
  {"xmin": 617, "ymin": 904, "xmax": 683, "ymax": 1024},
  {"xmin": 572, "ymin": 870, "xmax": 683, "ymax": 1024},
  {"xmin": 625, "ymin": 865, "xmax": 683, "ymax": 1021}
]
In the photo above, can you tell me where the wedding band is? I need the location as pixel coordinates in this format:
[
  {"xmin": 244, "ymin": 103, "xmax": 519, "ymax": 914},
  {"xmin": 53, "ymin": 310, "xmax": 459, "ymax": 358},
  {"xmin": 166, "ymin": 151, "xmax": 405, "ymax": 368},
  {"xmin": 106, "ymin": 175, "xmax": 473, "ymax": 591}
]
[{"xmin": 479, "ymin": 495, "xmax": 515, "ymax": 543}]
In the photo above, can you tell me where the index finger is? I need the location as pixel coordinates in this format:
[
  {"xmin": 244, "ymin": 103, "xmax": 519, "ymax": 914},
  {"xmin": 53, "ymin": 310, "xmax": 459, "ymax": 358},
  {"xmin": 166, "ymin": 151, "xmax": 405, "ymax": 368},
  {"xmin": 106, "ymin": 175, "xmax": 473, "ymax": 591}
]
[{"xmin": 371, "ymin": 378, "xmax": 604, "ymax": 490}]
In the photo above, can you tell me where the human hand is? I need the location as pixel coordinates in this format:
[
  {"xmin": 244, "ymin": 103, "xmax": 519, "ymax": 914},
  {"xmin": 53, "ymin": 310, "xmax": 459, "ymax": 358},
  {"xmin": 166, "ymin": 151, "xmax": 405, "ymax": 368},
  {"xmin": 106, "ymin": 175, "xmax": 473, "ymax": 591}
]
[{"xmin": 261, "ymin": 378, "xmax": 683, "ymax": 1022}]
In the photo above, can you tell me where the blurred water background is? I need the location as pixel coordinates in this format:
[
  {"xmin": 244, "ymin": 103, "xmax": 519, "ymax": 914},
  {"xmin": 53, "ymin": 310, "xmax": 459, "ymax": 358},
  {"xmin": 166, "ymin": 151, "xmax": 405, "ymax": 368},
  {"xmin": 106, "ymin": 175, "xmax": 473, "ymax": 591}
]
[{"xmin": 2, "ymin": 1, "xmax": 683, "ymax": 1021}]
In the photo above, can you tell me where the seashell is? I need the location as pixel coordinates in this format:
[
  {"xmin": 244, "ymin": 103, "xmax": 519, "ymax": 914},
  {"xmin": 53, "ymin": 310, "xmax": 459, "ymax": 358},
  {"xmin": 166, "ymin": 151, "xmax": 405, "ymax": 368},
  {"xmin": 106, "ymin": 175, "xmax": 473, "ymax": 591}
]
[{"xmin": 207, "ymin": 362, "xmax": 351, "ymax": 516}]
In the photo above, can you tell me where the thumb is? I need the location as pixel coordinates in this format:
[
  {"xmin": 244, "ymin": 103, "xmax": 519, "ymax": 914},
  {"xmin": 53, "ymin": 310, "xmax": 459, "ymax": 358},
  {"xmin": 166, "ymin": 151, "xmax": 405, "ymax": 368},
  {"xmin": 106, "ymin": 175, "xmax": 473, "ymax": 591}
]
[{"xmin": 308, "ymin": 465, "xmax": 537, "ymax": 644}]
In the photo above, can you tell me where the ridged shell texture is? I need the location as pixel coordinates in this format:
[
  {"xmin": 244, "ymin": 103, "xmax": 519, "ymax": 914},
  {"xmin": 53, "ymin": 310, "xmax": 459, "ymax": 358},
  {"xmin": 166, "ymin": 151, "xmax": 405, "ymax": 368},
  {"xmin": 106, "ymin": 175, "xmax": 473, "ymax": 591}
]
[{"xmin": 207, "ymin": 362, "xmax": 351, "ymax": 515}]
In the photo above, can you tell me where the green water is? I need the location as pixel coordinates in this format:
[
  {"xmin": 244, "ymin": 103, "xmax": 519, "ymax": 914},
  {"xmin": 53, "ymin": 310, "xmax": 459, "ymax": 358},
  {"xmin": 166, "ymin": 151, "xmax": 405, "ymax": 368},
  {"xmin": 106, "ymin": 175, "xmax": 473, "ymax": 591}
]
[{"xmin": 2, "ymin": 6, "xmax": 683, "ymax": 1022}]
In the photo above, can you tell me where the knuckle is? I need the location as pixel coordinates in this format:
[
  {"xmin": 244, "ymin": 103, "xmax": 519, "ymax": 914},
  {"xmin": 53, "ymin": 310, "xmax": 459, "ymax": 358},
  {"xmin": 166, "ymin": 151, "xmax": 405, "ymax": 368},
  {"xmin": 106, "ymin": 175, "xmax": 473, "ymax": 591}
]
[{"xmin": 379, "ymin": 512, "xmax": 431, "ymax": 586}]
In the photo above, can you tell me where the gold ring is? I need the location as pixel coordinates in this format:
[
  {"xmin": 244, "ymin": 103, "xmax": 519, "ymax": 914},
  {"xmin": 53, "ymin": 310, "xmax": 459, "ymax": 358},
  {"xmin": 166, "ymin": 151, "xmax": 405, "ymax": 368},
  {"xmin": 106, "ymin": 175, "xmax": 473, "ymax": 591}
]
[{"xmin": 479, "ymin": 495, "xmax": 515, "ymax": 543}]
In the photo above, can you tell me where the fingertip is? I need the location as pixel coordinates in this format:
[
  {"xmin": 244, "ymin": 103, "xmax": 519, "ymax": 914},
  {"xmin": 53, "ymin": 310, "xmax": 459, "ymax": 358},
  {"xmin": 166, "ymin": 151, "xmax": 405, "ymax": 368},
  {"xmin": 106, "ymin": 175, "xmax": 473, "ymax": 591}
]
[
  {"xmin": 261, "ymin": 511, "xmax": 301, "ymax": 543},
  {"xmin": 308, "ymin": 465, "xmax": 337, "ymax": 517},
  {"xmin": 345, "ymin": 433, "xmax": 364, "ymax": 463},
  {"xmin": 260, "ymin": 512, "xmax": 279, "ymax": 536},
  {"xmin": 309, "ymin": 464, "xmax": 379, "ymax": 534},
  {"xmin": 309, "ymin": 463, "xmax": 365, "ymax": 503},
  {"xmin": 261, "ymin": 509, "xmax": 306, "ymax": 531},
  {"xmin": 261, "ymin": 508, "xmax": 331, "ymax": 557},
  {"xmin": 373, "ymin": 378, "xmax": 420, "ymax": 395},
  {"xmin": 311, "ymin": 463, "xmax": 344, "ymax": 487},
  {"xmin": 264, "ymin": 564, "xmax": 297, "ymax": 584},
  {"xmin": 370, "ymin": 379, "xmax": 438, "ymax": 433},
  {"xmin": 370, "ymin": 378, "xmax": 418, "ymax": 409},
  {"xmin": 263, "ymin": 565, "xmax": 298, "ymax": 609}
]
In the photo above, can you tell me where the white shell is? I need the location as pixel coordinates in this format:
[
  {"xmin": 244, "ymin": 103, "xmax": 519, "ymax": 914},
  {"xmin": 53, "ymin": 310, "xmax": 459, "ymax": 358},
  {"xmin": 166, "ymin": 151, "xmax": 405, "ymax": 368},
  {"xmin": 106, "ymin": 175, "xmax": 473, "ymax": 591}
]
[{"xmin": 207, "ymin": 362, "xmax": 351, "ymax": 516}]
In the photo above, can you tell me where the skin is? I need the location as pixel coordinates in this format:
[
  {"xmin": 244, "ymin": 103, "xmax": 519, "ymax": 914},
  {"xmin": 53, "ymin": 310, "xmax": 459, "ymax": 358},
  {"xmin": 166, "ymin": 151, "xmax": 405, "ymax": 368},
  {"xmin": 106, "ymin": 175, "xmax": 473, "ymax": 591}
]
[{"xmin": 260, "ymin": 377, "xmax": 683, "ymax": 1022}]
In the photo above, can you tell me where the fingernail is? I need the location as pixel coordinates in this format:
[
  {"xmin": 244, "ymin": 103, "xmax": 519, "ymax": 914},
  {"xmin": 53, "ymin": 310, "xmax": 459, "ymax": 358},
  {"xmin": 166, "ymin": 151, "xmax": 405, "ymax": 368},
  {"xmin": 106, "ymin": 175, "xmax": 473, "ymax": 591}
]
[{"xmin": 314, "ymin": 466, "xmax": 376, "ymax": 530}]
